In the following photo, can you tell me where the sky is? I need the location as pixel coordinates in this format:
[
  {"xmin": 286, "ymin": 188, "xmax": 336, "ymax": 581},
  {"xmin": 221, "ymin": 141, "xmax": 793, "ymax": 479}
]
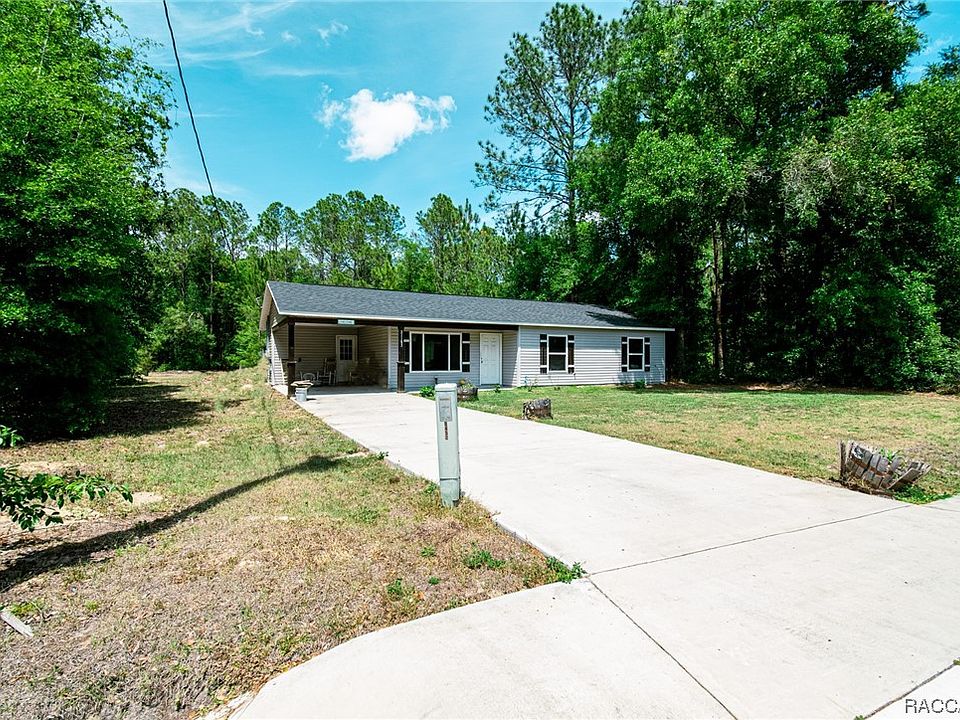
[{"xmin": 110, "ymin": 0, "xmax": 960, "ymax": 229}]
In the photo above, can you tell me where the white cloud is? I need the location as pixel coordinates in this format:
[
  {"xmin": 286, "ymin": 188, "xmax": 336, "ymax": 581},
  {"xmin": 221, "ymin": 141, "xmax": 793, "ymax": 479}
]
[
  {"xmin": 316, "ymin": 20, "xmax": 348, "ymax": 44},
  {"xmin": 280, "ymin": 30, "xmax": 300, "ymax": 44},
  {"xmin": 318, "ymin": 89, "xmax": 456, "ymax": 161}
]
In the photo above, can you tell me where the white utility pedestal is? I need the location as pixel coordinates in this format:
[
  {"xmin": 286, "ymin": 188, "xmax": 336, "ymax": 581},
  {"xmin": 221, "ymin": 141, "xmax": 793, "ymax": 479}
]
[{"xmin": 434, "ymin": 383, "xmax": 461, "ymax": 507}]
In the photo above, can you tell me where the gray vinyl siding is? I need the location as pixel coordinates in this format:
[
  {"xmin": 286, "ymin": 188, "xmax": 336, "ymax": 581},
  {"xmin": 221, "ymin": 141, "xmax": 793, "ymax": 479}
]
[
  {"xmin": 386, "ymin": 327, "xmax": 521, "ymax": 391},
  {"xmin": 502, "ymin": 330, "xmax": 520, "ymax": 388},
  {"xmin": 357, "ymin": 325, "xmax": 389, "ymax": 387},
  {"xmin": 517, "ymin": 326, "xmax": 666, "ymax": 387}
]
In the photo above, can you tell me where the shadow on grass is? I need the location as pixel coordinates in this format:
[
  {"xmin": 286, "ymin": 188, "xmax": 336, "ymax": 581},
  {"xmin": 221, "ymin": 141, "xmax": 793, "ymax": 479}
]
[{"xmin": 0, "ymin": 454, "xmax": 341, "ymax": 591}]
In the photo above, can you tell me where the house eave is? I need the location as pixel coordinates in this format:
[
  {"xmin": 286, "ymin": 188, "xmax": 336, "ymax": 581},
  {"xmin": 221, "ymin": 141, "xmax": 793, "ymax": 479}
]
[{"xmin": 270, "ymin": 308, "xmax": 673, "ymax": 333}]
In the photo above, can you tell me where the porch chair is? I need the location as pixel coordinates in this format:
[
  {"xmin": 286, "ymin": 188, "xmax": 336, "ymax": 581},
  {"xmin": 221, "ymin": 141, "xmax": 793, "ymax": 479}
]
[{"xmin": 315, "ymin": 357, "xmax": 336, "ymax": 386}]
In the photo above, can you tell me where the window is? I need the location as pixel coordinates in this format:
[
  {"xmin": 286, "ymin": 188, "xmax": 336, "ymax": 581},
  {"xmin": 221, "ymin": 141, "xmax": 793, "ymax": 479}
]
[
  {"xmin": 622, "ymin": 336, "xmax": 651, "ymax": 372},
  {"xmin": 338, "ymin": 337, "xmax": 354, "ymax": 361},
  {"xmin": 540, "ymin": 334, "xmax": 575, "ymax": 373},
  {"xmin": 407, "ymin": 332, "xmax": 463, "ymax": 372}
]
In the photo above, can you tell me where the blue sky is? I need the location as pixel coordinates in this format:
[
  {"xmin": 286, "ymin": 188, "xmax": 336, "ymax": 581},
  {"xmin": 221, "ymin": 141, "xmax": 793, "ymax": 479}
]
[{"xmin": 111, "ymin": 1, "xmax": 960, "ymax": 228}]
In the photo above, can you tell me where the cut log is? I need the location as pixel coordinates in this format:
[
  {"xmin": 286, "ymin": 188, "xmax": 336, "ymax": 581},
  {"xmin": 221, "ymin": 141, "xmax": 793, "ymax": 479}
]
[{"xmin": 522, "ymin": 398, "xmax": 553, "ymax": 420}]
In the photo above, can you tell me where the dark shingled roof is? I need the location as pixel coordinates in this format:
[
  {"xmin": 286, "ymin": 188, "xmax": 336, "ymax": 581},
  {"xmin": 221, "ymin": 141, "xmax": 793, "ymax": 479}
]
[{"xmin": 264, "ymin": 281, "xmax": 671, "ymax": 331}]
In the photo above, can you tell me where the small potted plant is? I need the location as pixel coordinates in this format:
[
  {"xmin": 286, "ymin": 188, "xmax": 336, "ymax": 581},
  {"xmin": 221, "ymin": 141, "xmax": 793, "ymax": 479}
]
[{"xmin": 456, "ymin": 378, "xmax": 478, "ymax": 401}]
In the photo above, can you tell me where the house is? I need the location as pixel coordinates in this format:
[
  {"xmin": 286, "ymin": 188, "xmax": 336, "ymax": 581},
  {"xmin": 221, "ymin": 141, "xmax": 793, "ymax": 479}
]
[{"xmin": 259, "ymin": 281, "xmax": 673, "ymax": 395}]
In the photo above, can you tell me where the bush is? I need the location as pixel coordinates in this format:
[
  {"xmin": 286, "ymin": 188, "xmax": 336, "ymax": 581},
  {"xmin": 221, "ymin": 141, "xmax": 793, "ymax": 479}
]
[
  {"xmin": 225, "ymin": 325, "xmax": 264, "ymax": 369},
  {"xmin": 418, "ymin": 385, "xmax": 436, "ymax": 399},
  {"xmin": 147, "ymin": 305, "xmax": 215, "ymax": 371}
]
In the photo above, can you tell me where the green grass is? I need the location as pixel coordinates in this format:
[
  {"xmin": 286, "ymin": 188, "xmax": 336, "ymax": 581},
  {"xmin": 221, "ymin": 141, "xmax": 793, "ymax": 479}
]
[
  {"xmin": 472, "ymin": 384, "xmax": 960, "ymax": 499},
  {"xmin": 0, "ymin": 366, "xmax": 556, "ymax": 719}
]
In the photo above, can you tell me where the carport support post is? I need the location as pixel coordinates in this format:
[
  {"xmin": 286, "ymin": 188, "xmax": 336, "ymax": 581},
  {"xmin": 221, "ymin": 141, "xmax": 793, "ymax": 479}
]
[
  {"xmin": 434, "ymin": 383, "xmax": 461, "ymax": 507},
  {"xmin": 286, "ymin": 321, "xmax": 296, "ymax": 398},
  {"xmin": 396, "ymin": 323, "xmax": 406, "ymax": 393}
]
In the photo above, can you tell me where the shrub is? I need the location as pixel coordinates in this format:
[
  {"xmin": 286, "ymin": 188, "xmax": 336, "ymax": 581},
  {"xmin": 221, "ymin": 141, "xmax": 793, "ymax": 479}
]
[
  {"xmin": 147, "ymin": 305, "xmax": 215, "ymax": 371},
  {"xmin": 225, "ymin": 325, "xmax": 264, "ymax": 369},
  {"xmin": 419, "ymin": 385, "xmax": 436, "ymax": 399}
]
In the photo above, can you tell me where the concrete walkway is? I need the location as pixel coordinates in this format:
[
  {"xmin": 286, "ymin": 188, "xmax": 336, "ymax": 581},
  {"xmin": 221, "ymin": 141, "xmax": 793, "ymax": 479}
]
[{"xmin": 240, "ymin": 391, "xmax": 960, "ymax": 719}]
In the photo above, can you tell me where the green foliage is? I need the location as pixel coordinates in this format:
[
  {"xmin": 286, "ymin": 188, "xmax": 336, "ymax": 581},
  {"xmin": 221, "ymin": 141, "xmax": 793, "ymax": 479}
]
[
  {"xmin": 0, "ymin": 466, "xmax": 132, "ymax": 531},
  {"xmin": 545, "ymin": 556, "xmax": 585, "ymax": 583},
  {"xmin": 478, "ymin": 3, "xmax": 615, "ymax": 249},
  {"xmin": 463, "ymin": 545, "xmax": 505, "ymax": 570},
  {"xmin": 428, "ymin": 576, "xmax": 441, "ymax": 586},
  {"xmin": 894, "ymin": 485, "xmax": 952, "ymax": 505},
  {"xmin": 420, "ymin": 545, "xmax": 436, "ymax": 557},
  {"xmin": 147, "ymin": 305, "xmax": 215, "ymax": 371},
  {"xmin": 419, "ymin": 385, "xmax": 436, "ymax": 399},
  {"xmin": 385, "ymin": 578, "xmax": 410, "ymax": 600},
  {"xmin": 0, "ymin": 0, "xmax": 171, "ymax": 436},
  {"xmin": 0, "ymin": 426, "xmax": 23, "ymax": 448}
]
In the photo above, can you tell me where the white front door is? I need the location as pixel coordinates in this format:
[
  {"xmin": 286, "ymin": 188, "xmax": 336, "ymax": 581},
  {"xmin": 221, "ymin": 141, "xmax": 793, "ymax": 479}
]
[
  {"xmin": 479, "ymin": 332, "xmax": 502, "ymax": 386},
  {"xmin": 336, "ymin": 335, "xmax": 356, "ymax": 383}
]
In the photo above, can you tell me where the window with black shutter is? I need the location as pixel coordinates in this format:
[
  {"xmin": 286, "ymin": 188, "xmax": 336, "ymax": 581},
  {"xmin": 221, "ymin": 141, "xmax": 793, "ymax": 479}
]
[{"xmin": 567, "ymin": 334, "xmax": 575, "ymax": 373}]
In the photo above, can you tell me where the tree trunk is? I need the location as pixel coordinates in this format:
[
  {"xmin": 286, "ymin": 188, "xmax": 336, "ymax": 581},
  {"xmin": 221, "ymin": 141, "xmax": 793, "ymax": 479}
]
[{"xmin": 711, "ymin": 224, "xmax": 725, "ymax": 377}]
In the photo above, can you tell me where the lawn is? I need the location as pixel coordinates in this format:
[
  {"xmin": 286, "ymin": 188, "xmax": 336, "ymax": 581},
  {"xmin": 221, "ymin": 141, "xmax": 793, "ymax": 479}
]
[
  {"xmin": 471, "ymin": 384, "xmax": 960, "ymax": 500},
  {"xmin": 0, "ymin": 367, "xmax": 559, "ymax": 719}
]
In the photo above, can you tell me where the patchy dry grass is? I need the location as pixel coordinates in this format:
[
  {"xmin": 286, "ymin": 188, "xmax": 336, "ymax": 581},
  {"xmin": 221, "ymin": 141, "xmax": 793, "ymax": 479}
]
[
  {"xmin": 472, "ymin": 384, "xmax": 960, "ymax": 499},
  {"xmin": 0, "ymin": 367, "xmax": 557, "ymax": 719}
]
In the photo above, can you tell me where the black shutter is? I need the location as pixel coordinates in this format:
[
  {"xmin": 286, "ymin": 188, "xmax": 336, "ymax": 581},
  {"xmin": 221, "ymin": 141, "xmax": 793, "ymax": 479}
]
[
  {"xmin": 567, "ymin": 334, "xmax": 575, "ymax": 373},
  {"xmin": 401, "ymin": 331, "xmax": 410, "ymax": 367},
  {"xmin": 644, "ymin": 337, "xmax": 651, "ymax": 371},
  {"xmin": 539, "ymin": 334, "xmax": 547, "ymax": 374},
  {"xmin": 461, "ymin": 333, "xmax": 470, "ymax": 372},
  {"xmin": 621, "ymin": 336, "xmax": 628, "ymax": 372}
]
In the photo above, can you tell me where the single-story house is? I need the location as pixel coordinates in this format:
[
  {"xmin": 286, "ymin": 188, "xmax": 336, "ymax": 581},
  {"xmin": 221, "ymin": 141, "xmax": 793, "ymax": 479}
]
[{"xmin": 259, "ymin": 281, "xmax": 673, "ymax": 395}]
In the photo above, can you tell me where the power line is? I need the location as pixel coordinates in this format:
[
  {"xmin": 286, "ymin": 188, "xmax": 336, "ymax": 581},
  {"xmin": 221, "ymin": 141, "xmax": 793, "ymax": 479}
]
[{"xmin": 161, "ymin": 0, "xmax": 229, "ymax": 243}]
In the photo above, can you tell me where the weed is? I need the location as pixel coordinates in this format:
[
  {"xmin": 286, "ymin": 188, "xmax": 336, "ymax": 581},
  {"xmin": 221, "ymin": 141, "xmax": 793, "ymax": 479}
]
[
  {"xmin": 385, "ymin": 578, "xmax": 408, "ymax": 600},
  {"xmin": 0, "ymin": 425, "xmax": 23, "ymax": 448},
  {"xmin": 444, "ymin": 597, "xmax": 464, "ymax": 610},
  {"xmin": 8, "ymin": 599, "xmax": 46, "ymax": 619},
  {"xmin": 348, "ymin": 506, "xmax": 382, "ymax": 525},
  {"xmin": 420, "ymin": 545, "xmax": 436, "ymax": 558},
  {"xmin": 633, "ymin": 379, "xmax": 647, "ymax": 390},
  {"xmin": 418, "ymin": 386, "xmax": 435, "ymax": 399},
  {"xmin": 545, "ymin": 557, "xmax": 585, "ymax": 583},
  {"xmin": 83, "ymin": 600, "xmax": 100, "ymax": 613},
  {"xmin": 428, "ymin": 576, "xmax": 441, "ymax": 585},
  {"xmin": 494, "ymin": 384, "xmax": 502, "ymax": 394},
  {"xmin": 895, "ymin": 485, "xmax": 952, "ymax": 504},
  {"xmin": 463, "ymin": 545, "xmax": 505, "ymax": 570}
]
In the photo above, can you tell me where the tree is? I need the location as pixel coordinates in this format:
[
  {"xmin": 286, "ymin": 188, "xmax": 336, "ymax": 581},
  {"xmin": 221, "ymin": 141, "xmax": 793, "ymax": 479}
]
[
  {"xmin": 0, "ymin": 0, "xmax": 170, "ymax": 436},
  {"xmin": 577, "ymin": 0, "xmax": 954, "ymax": 386},
  {"xmin": 416, "ymin": 194, "xmax": 509, "ymax": 297},
  {"xmin": 300, "ymin": 191, "xmax": 403, "ymax": 287},
  {"xmin": 477, "ymin": 3, "xmax": 614, "ymax": 247}
]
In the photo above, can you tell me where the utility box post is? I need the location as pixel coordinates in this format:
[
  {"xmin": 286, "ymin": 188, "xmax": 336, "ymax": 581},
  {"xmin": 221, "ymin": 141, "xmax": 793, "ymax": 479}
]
[{"xmin": 434, "ymin": 383, "xmax": 461, "ymax": 507}]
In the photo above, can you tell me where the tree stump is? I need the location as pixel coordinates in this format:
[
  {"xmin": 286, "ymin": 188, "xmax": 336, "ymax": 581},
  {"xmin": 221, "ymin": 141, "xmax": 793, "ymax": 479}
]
[{"xmin": 522, "ymin": 398, "xmax": 552, "ymax": 420}]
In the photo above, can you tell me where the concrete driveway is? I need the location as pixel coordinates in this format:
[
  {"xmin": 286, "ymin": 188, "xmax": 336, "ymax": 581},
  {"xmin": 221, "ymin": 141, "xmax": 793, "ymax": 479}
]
[{"xmin": 240, "ymin": 390, "xmax": 960, "ymax": 719}]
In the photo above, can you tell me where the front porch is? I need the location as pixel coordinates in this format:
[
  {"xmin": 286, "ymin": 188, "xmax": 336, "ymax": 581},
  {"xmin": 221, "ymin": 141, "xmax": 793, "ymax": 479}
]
[{"xmin": 267, "ymin": 316, "xmax": 518, "ymax": 396}]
